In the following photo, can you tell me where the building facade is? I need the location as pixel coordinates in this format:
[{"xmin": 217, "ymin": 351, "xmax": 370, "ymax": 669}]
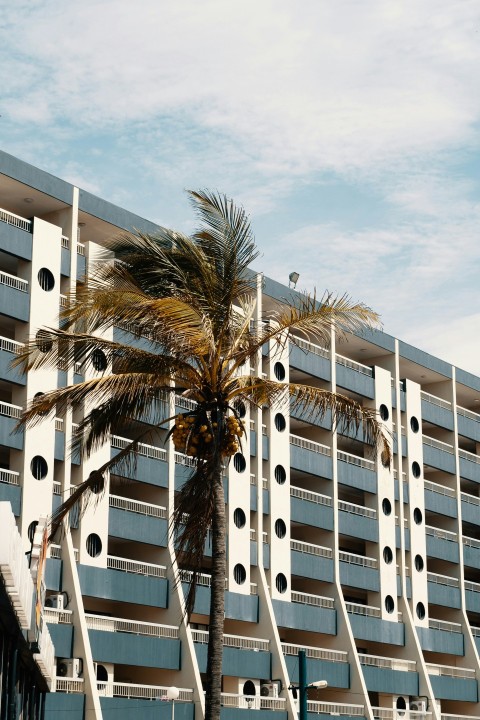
[{"xmin": 1, "ymin": 149, "xmax": 480, "ymax": 720}]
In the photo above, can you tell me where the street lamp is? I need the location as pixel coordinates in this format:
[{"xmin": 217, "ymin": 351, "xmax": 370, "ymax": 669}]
[
  {"xmin": 289, "ymin": 650, "xmax": 328, "ymax": 720},
  {"xmin": 167, "ymin": 686, "xmax": 180, "ymax": 720}
]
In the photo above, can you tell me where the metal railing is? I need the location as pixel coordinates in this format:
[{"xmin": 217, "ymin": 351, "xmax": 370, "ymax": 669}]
[
  {"xmin": 425, "ymin": 479, "xmax": 456, "ymax": 498},
  {"xmin": 291, "ymin": 591, "xmax": 334, "ymax": 608},
  {"xmin": 457, "ymin": 405, "xmax": 480, "ymax": 422},
  {"xmin": 54, "ymin": 417, "xmax": 64, "ymax": 431},
  {"xmin": 111, "ymin": 434, "xmax": 167, "ymax": 461},
  {"xmin": 61, "ymin": 235, "xmax": 69, "ymax": 248},
  {"xmin": 289, "ymin": 433, "xmax": 331, "ymax": 455},
  {"xmin": 85, "ymin": 613, "xmax": 178, "ymax": 638},
  {"xmin": 109, "ymin": 494, "xmax": 167, "ymax": 519},
  {"xmin": 359, "ymin": 653, "xmax": 416, "ymax": 671},
  {"xmin": 310, "ymin": 700, "xmax": 364, "ymax": 716},
  {"xmin": 461, "ymin": 491, "xmax": 480, "ymax": 506},
  {"xmin": 52, "ymin": 481, "xmax": 61, "ymax": 495},
  {"xmin": 0, "ymin": 270, "xmax": 28, "ymax": 292},
  {"xmin": 77, "ymin": 242, "xmax": 85, "ymax": 256},
  {"xmin": 43, "ymin": 607, "xmax": 73, "ymax": 624},
  {"xmin": 290, "ymin": 485, "xmax": 332, "ymax": 506},
  {"xmin": 175, "ymin": 452, "xmax": 196, "ymax": 467},
  {"xmin": 0, "ymin": 207, "xmax": 32, "ymax": 232},
  {"xmin": 338, "ymin": 500, "xmax": 376, "ymax": 519},
  {"xmin": 463, "ymin": 535, "xmax": 480, "ymax": 549},
  {"xmin": 290, "ymin": 335, "xmax": 329, "ymax": 359},
  {"xmin": 221, "ymin": 693, "xmax": 286, "ymax": 711},
  {"xmin": 180, "ymin": 570, "xmax": 213, "ymax": 587},
  {"xmin": 337, "ymin": 450, "xmax": 375, "ymax": 470},
  {"xmin": 0, "ymin": 335, "xmax": 24, "ymax": 354},
  {"xmin": 291, "ymin": 540, "xmax": 332, "ymax": 558},
  {"xmin": 336, "ymin": 353, "xmax": 373, "ymax": 376},
  {"xmin": 442, "ymin": 715, "xmax": 480, "ymax": 720},
  {"xmin": 282, "ymin": 642, "xmax": 347, "ymax": 662},
  {"xmin": 373, "ymin": 709, "xmax": 431, "ymax": 720},
  {"xmin": 55, "ymin": 678, "xmax": 84, "ymax": 693},
  {"xmin": 346, "ymin": 602, "xmax": 381, "ymax": 618},
  {"xmin": 465, "ymin": 579, "xmax": 480, "ymax": 593},
  {"xmin": 59, "ymin": 294, "xmax": 68, "ymax": 307},
  {"xmin": 0, "ymin": 468, "xmax": 20, "ymax": 485},
  {"xmin": 426, "ymin": 662, "xmax": 475, "ymax": 678},
  {"xmin": 191, "ymin": 628, "xmax": 269, "ymax": 652},
  {"xmin": 459, "ymin": 448, "xmax": 480, "ymax": 464},
  {"xmin": 427, "ymin": 571, "xmax": 459, "ymax": 587},
  {"xmin": 0, "ymin": 400, "xmax": 22, "ymax": 419},
  {"xmin": 429, "ymin": 618, "xmax": 462, "ymax": 633},
  {"xmin": 423, "ymin": 435, "xmax": 454, "ymax": 454},
  {"xmin": 100, "ymin": 682, "xmax": 193, "ymax": 701},
  {"xmin": 339, "ymin": 551, "xmax": 377, "ymax": 568},
  {"xmin": 425, "ymin": 525, "xmax": 458, "ymax": 542},
  {"xmin": 106, "ymin": 554, "xmax": 167, "ymax": 578},
  {"xmin": 421, "ymin": 391, "xmax": 452, "ymax": 410},
  {"xmin": 175, "ymin": 394, "xmax": 197, "ymax": 410}
]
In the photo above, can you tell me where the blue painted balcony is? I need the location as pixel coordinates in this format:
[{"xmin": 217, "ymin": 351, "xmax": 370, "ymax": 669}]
[
  {"xmin": 457, "ymin": 406, "xmax": 480, "ymax": 443},
  {"xmin": 60, "ymin": 244, "xmax": 70, "ymax": 276},
  {"xmin": 220, "ymin": 694, "xmax": 287, "ymax": 720},
  {"xmin": 0, "ymin": 209, "xmax": 32, "ymax": 259},
  {"xmin": 289, "ymin": 338, "xmax": 331, "ymax": 381},
  {"xmin": 346, "ymin": 603, "xmax": 404, "ymax": 646},
  {"xmin": 249, "ymin": 428, "xmax": 269, "ymax": 460},
  {"xmin": 0, "ymin": 468, "xmax": 21, "ymax": 516},
  {"xmin": 76, "ymin": 247, "xmax": 86, "ymax": 279},
  {"xmin": 422, "ymin": 436, "xmax": 456, "ymax": 475},
  {"xmin": 425, "ymin": 526, "xmax": 459, "ymax": 563},
  {"xmin": 78, "ymin": 555, "xmax": 169, "ymax": 607},
  {"xmin": 427, "ymin": 572, "xmax": 461, "ymax": 608},
  {"xmin": 113, "ymin": 324, "xmax": 162, "ymax": 353},
  {"xmin": 290, "ymin": 486, "xmax": 333, "ymax": 530},
  {"xmin": 417, "ymin": 619, "xmax": 464, "ymax": 655},
  {"xmin": 45, "ymin": 556, "xmax": 62, "ymax": 591},
  {"xmin": 461, "ymin": 492, "xmax": 480, "ymax": 526},
  {"xmin": 424, "ymin": 481, "xmax": 457, "ymax": 517},
  {"xmin": 359, "ymin": 654, "xmax": 419, "ymax": 695},
  {"xmin": 86, "ymin": 613, "xmax": 181, "ymax": 669},
  {"xmin": 463, "ymin": 536, "xmax": 480, "ymax": 570},
  {"xmin": 291, "ymin": 541, "xmax": 334, "ymax": 582},
  {"xmin": 193, "ymin": 630, "xmax": 271, "ymax": 678},
  {"xmin": 99, "ymin": 686, "xmax": 194, "ymax": 720},
  {"xmin": 181, "ymin": 571, "xmax": 259, "ymax": 622},
  {"xmin": 465, "ymin": 580, "xmax": 480, "ymax": 613},
  {"xmin": 111, "ymin": 435, "xmax": 168, "ymax": 487},
  {"xmin": 284, "ymin": 644, "xmax": 350, "ymax": 688},
  {"xmin": 289, "ymin": 434, "xmax": 333, "ymax": 479},
  {"xmin": 0, "ymin": 336, "xmax": 25, "ymax": 385},
  {"xmin": 421, "ymin": 392, "xmax": 454, "ymax": 430},
  {"xmin": 340, "ymin": 552, "xmax": 379, "ymax": 592},
  {"xmin": 273, "ymin": 592, "xmax": 336, "ymax": 634},
  {"xmin": 337, "ymin": 452, "xmax": 376, "ymax": 494},
  {"xmin": 250, "ymin": 476, "xmax": 270, "ymax": 513},
  {"xmin": 108, "ymin": 494, "xmax": 168, "ymax": 546},
  {"xmin": 0, "ymin": 270, "xmax": 29, "ymax": 321},
  {"xmin": 459, "ymin": 449, "xmax": 480, "ymax": 483},
  {"xmin": 427, "ymin": 664, "xmax": 478, "ymax": 702},
  {"xmin": 0, "ymin": 400, "xmax": 24, "ymax": 450},
  {"xmin": 307, "ymin": 700, "xmax": 365, "ymax": 720},
  {"xmin": 44, "ymin": 607, "xmax": 74, "ymax": 658},
  {"xmin": 338, "ymin": 501, "xmax": 378, "ymax": 542},
  {"xmin": 45, "ymin": 692, "xmax": 85, "ymax": 720},
  {"xmin": 335, "ymin": 354, "xmax": 375, "ymax": 398},
  {"xmin": 290, "ymin": 401, "xmax": 332, "ymax": 433}
]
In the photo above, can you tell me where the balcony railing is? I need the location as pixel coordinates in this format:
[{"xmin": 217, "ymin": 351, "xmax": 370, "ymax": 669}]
[
  {"xmin": 291, "ymin": 591, "xmax": 334, "ymax": 609},
  {"xmin": 0, "ymin": 335, "xmax": 24, "ymax": 354},
  {"xmin": 346, "ymin": 602, "xmax": 381, "ymax": 618},
  {"xmin": 191, "ymin": 629, "xmax": 269, "ymax": 652},
  {"xmin": 106, "ymin": 554, "xmax": 167, "ymax": 578},
  {"xmin": 337, "ymin": 450, "xmax": 375, "ymax": 470},
  {"xmin": 0, "ymin": 468, "xmax": 20, "ymax": 485},
  {"xmin": 61, "ymin": 235, "xmax": 69, "ymax": 248},
  {"xmin": 338, "ymin": 500, "xmax": 376, "ymax": 519},
  {"xmin": 421, "ymin": 391, "xmax": 452, "ymax": 410},
  {"xmin": 463, "ymin": 535, "xmax": 480, "ymax": 549},
  {"xmin": 425, "ymin": 525, "xmax": 458, "ymax": 542},
  {"xmin": 465, "ymin": 579, "xmax": 480, "ymax": 593},
  {"xmin": 310, "ymin": 701, "xmax": 364, "ymax": 717},
  {"xmin": 77, "ymin": 242, "xmax": 85, "ymax": 256},
  {"xmin": 175, "ymin": 451, "xmax": 196, "ymax": 467},
  {"xmin": 44, "ymin": 607, "xmax": 73, "ymax": 624},
  {"xmin": 459, "ymin": 448, "xmax": 480, "ymax": 465},
  {"xmin": 423, "ymin": 435, "xmax": 454, "ymax": 454},
  {"xmin": 426, "ymin": 662, "xmax": 475, "ymax": 678},
  {"xmin": 425, "ymin": 479, "xmax": 456, "ymax": 498},
  {"xmin": 109, "ymin": 494, "xmax": 167, "ymax": 519},
  {"xmin": 373, "ymin": 709, "xmax": 431, "ymax": 720},
  {"xmin": 457, "ymin": 406, "xmax": 480, "ymax": 422},
  {"xmin": 290, "ymin": 335, "xmax": 329, "ymax": 359},
  {"xmin": 0, "ymin": 400, "xmax": 22, "ymax": 419},
  {"xmin": 99, "ymin": 682, "xmax": 193, "ymax": 701},
  {"xmin": 290, "ymin": 486, "xmax": 332, "ymax": 506},
  {"xmin": 461, "ymin": 491, "xmax": 480, "ymax": 506},
  {"xmin": 289, "ymin": 433, "xmax": 331, "ymax": 456},
  {"xmin": 55, "ymin": 678, "xmax": 84, "ymax": 693},
  {"xmin": 85, "ymin": 613, "xmax": 178, "ymax": 638},
  {"xmin": 0, "ymin": 207, "xmax": 32, "ymax": 232},
  {"xmin": 221, "ymin": 693, "xmax": 286, "ymax": 711},
  {"xmin": 336, "ymin": 353, "xmax": 373, "ymax": 377},
  {"xmin": 428, "ymin": 618, "xmax": 462, "ymax": 633},
  {"xmin": 427, "ymin": 571, "xmax": 459, "ymax": 588},
  {"xmin": 291, "ymin": 540, "xmax": 332, "ymax": 558},
  {"xmin": 175, "ymin": 394, "xmax": 197, "ymax": 410},
  {"xmin": 359, "ymin": 653, "xmax": 416, "ymax": 671},
  {"xmin": 339, "ymin": 551, "xmax": 377, "ymax": 568},
  {"xmin": 282, "ymin": 642, "xmax": 347, "ymax": 662},
  {"xmin": 111, "ymin": 434, "xmax": 167, "ymax": 461},
  {"xmin": 0, "ymin": 270, "xmax": 28, "ymax": 292}
]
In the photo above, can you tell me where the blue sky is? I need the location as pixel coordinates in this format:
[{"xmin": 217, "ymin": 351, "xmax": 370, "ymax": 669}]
[{"xmin": 1, "ymin": 0, "xmax": 479, "ymax": 373}]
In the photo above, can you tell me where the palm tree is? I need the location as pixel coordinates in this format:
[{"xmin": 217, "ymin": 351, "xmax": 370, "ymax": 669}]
[{"xmin": 17, "ymin": 190, "xmax": 391, "ymax": 720}]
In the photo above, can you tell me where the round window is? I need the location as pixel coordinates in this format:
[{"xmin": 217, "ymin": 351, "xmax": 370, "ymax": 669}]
[
  {"xmin": 275, "ymin": 519, "xmax": 287, "ymax": 538},
  {"xmin": 382, "ymin": 498, "xmax": 392, "ymax": 516},
  {"xmin": 414, "ymin": 554, "xmax": 424, "ymax": 571},
  {"xmin": 274, "ymin": 362, "xmax": 286, "ymax": 381},
  {"xmin": 27, "ymin": 520, "xmax": 38, "ymax": 544},
  {"xmin": 31, "ymin": 456, "xmax": 48, "ymax": 480},
  {"xmin": 385, "ymin": 595, "xmax": 395, "ymax": 613},
  {"xmin": 38, "ymin": 268, "xmax": 55, "ymax": 291},
  {"xmin": 235, "ymin": 401, "xmax": 246, "ymax": 418},
  {"xmin": 413, "ymin": 507, "xmax": 423, "ymax": 525},
  {"xmin": 86, "ymin": 533, "xmax": 102, "ymax": 558},
  {"xmin": 274, "ymin": 413, "xmax": 286, "ymax": 432},
  {"xmin": 416, "ymin": 602, "xmax": 426, "ymax": 620},
  {"xmin": 412, "ymin": 461, "xmax": 421, "ymax": 478},
  {"xmin": 92, "ymin": 349, "xmax": 107, "ymax": 372},
  {"xmin": 383, "ymin": 546, "xmax": 393, "ymax": 564},
  {"xmin": 275, "ymin": 573, "xmax": 288, "ymax": 593},
  {"xmin": 233, "ymin": 563, "xmax": 246, "ymax": 585},
  {"xmin": 379, "ymin": 404, "xmax": 389, "ymax": 421},
  {"xmin": 233, "ymin": 454, "xmax": 246, "ymax": 473},
  {"xmin": 233, "ymin": 508, "xmax": 246, "ymax": 528},
  {"xmin": 410, "ymin": 416, "xmax": 420, "ymax": 433},
  {"xmin": 36, "ymin": 330, "xmax": 53, "ymax": 353},
  {"xmin": 274, "ymin": 465, "xmax": 286, "ymax": 485}
]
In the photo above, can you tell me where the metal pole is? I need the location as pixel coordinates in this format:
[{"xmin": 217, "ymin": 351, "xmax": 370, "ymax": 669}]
[{"xmin": 299, "ymin": 649, "xmax": 307, "ymax": 720}]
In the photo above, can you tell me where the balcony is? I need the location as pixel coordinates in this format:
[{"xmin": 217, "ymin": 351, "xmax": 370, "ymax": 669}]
[
  {"xmin": 78, "ymin": 555, "xmax": 168, "ymax": 607},
  {"xmin": 359, "ymin": 653, "xmax": 418, "ymax": 695},
  {"xmin": 283, "ymin": 643, "xmax": 350, "ymax": 689},
  {"xmin": 461, "ymin": 491, "xmax": 480, "ymax": 526},
  {"xmin": 339, "ymin": 552, "xmax": 379, "ymax": 591},
  {"xmin": 457, "ymin": 405, "xmax": 480, "ymax": 443},
  {"xmin": 338, "ymin": 500, "xmax": 378, "ymax": 542},
  {"xmin": 0, "ymin": 269, "xmax": 29, "ymax": 321},
  {"xmin": 425, "ymin": 525, "xmax": 459, "ymax": 563},
  {"xmin": 426, "ymin": 663, "xmax": 478, "ymax": 702},
  {"xmin": 0, "ymin": 335, "xmax": 25, "ymax": 385},
  {"xmin": 422, "ymin": 435, "xmax": 456, "ymax": 474},
  {"xmin": 373, "ymin": 709, "xmax": 430, "ymax": 720},
  {"xmin": 335, "ymin": 353, "xmax": 374, "ymax": 398},
  {"xmin": 0, "ymin": 400, "xmax": 23, "ymax": 450},
  {"xmin": 291, "ymin": 540, "xmax": 334, "ymax": 582},
  {"xmin": 0, "ymin": 468, "xmax": 21, "ymax": 516},
  {"xmin": 221, "ymin": 693, "xmax": 287, "ymax": 713},
  {"xmin": 309, "ymin": 700, "xmax": 365, "ymax": 720},
  {"xmin": 416, "ymin": 618, "xmax": 464, "ymax": 656},
  {"xmin": 289, "ymin": 434, "xmax": 333, "ymax": 479},
  {"xmin": 44, "ymin": 607, "xmax": 74, "ymax": 658},
  {"xmin": 289, "ymin": 335, "xmax": 331, "ymax": 381},
  {"xmin": 96, "ymin": 683, "xmax": 194, "ymax": 720},
  {"xmin": 337, "ymin": 451, "xmax": 376, "ymax": 494},
  {"xmin": 111, "ymin": 435, "xmax": 168, "ymax": 486},
  {"xmin": 180, "ymin": 570, "xmax": 259, "ymax": 622},
  {"xmin": 424, "ymin": 480, "xmax": 457, "ymax": 517},
  {"xmin": 290, "ymin": 485, "xmax": 333, "ymax": 530},
  {"xmin": 459, "ymin": 448, "xmax": 480, "ymax": 483},
  {"xmin": 466, "ymin": 580, "xmax": 480, "ymax": 613},
  {"xmin": 273, "ymin": 591, "xmax": 336, "ymax": 634},
  {"xmin": 462, "ymin": 535, "xmax": 480, "ymax": 570},
  {"xmin": 421, "ymin": 391, "xmax": 454, "ymax": 430},
  {"xmin": 0, "ymin": 207, "xmax": 32, "ymax": 259},
  {"xmin": 192, "ymin": 629, "xmax": 271, "ymax": 678},
  {"xmin": 427, "ymin": 572, "xmax": 461, "ymax": 608},
  {"xmin": 346, "ymin": 602, "xmax": 404, "ymax": 646},
  {"xmin": 86, "ymin": 613, "xmax": 181, "ymax": 669},
  {"xmin": 108, "ymin": 494, "xmax": 168, "ymax": 546}
]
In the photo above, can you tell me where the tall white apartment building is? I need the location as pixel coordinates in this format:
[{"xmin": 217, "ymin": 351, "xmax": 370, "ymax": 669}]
[{"xmin": 1, "ymin": 150, "xmax": 480, "ymax": 720}]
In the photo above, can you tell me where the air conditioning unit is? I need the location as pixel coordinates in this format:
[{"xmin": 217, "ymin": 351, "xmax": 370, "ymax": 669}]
[
  {"xmin": 261, "ymin": 683, "xmax": 278, "ymax": 698},
  {"xmin": 57, "ymin": 658, "xmax": 83, "ymax": 678},
  {"xmin": 45, "ymin": 594, "xmax": 65, "ymax": 610},
  {"xmin": 410, "ymin": 699, "xmax": 427, "ymax": 714}
]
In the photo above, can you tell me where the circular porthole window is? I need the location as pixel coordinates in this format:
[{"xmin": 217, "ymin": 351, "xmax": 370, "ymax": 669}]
[
  {"xmin": 86, "ymin": 533, "xmax": 102, "ymax": 558},
  {"xmin": 274, "ymin": 413, "xmax": 286, "ymax": 432},
  {"xmin": 233, "ymin": 453, "xmax": 246, "ymax": 473},
  {"xmin": 233, "ymin": 508, "xmax": 246, "ymax": 528},
  {"xmin": 412, "ymin": 461, "xmax": 421, "ymax": 478},
  {"xmin": 416, "ymin": 602, "xmax": 426, "ymax": 620},
  {"xmin": 34, "ymin": 391, "xmax": 48, "ymax": 416},
  {"xmin": 396, "ymin": 697, "xmax": 407, "ymax": 716},
  {"xmin": 410, "ymin": 416, "xmax": 420, "ymax": 433},
  {"xmin": 379, "ymin": 404, "xmax": 389, "ymax": 421},
  {"xmin": 274, "ymin": 362, "xmax": 286, "ymax": 381},
  {"xmin": 413, "ymin": 507, "xmax": 423, "ymax": 525},
  {"xmin": 27, "ymin": 520, "xmax": 38, "ymax": 544},
  {"xmin": 31, "ymin": 456, "xmax": 48, "ymax": 480},
  {"xmin": 385, "ymin": 595, "xmax": 395, "ymax": 613},
  {"xmin": 90, "ymin": 472, "xmax": 104, "ymax": 494},
  {"xmin": 383, "ymin": 546, "xmax": 393, "ymax": 564},
  {"xmin": 275, "ymin": 519, "xmax": 287, "ymax": 538},
  {"xmin": 233, "ymin": 563, "xmax": 246, "ymax": 585},
  {"xmin": 92, "ymin": 349, "xmax": 107, "ymax": 372},
  {"xmin": 274, "ymin": 465, "xmax": 286, "ymax": 485},
  {"xmin": 414, "ymin": 554, "xmax": 424, "ymax": 571},
  {"xmin": 235, "ymin": 401, "xmax": 246, "ymax": 418},
  {"xmin": 36, "ymin": 330, "xmax": 53, "ymax": 353},
  {"xmin": 382, "ymin": 498, "xmax": 392, "ymax": 516},
  {"xmin": 38, "ymin": 268, "xmax": 55, "ymax": 291},
  {"xmin": 275, "ymin": 573, "xmax": 288, "ymax": 594}
]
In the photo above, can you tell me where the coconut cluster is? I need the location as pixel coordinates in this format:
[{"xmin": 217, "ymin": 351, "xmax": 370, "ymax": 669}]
[{"xmin": 172, "ymin": 414, "xmax": 244, "ymax": 458}]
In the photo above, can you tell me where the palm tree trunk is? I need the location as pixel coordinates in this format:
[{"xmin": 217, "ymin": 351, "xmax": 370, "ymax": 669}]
[{"xmin": 205, "ymin": 446, "xmax": 226, "ymax": 720}]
